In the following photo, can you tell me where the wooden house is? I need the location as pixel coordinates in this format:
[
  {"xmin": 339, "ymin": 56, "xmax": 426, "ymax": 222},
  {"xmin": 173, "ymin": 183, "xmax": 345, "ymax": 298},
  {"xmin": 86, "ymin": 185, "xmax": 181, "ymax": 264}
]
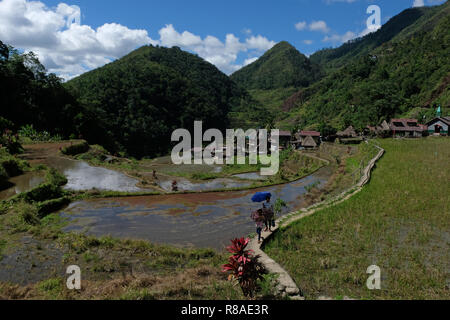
[
  {"xmin": 292, "ymin": 131, "xmax": 321, "ymax": 149},
  {"xmin": 389, "ymin": 119, "xmax": 425, "ymax": 138},
  {"xmin": 426, "ymin": 117, "xmax": 450, "ymax": 136}
]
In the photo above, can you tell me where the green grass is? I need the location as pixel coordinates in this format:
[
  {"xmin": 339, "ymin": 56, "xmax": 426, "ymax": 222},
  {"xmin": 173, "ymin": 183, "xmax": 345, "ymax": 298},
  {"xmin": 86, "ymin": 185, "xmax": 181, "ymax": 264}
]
[{"xmin": 265, "ymin": 138, "xmax": 450, "ymax": 300}]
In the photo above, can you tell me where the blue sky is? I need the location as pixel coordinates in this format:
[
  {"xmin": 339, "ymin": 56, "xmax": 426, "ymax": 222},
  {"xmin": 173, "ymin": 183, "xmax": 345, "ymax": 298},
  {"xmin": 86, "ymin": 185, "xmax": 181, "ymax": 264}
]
[{"xmin": 0, "ymin": 0, "xmax": 445, "ymax": 79}]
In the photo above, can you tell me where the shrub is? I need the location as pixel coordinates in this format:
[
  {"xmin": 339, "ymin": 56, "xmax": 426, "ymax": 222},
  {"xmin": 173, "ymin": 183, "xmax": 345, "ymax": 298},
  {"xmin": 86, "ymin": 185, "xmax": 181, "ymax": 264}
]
[
  {"xmin": 37, "ymin": 197, "xmax": 70, "ymax": 218},
  {"xmin": 18, "ymin": 125, "xmax": 63, "ymax": 142},
  {"xmin": 222, "ymin": 238, "xmax": 266, "ymax": 297},
  {"xmin": 15, "ymin": 202, "xmax": 40, "ymax": 226},
  {"xmin": 20, "ymin": 183, "xmax": 63, "ymax": 203},
  {"xmin": 45, "ymin": 168, "xmax": 68, "ymax": 187},
  {"xmin": 61, "ymin": 141, "xmax": 89, "ymax": 156}
]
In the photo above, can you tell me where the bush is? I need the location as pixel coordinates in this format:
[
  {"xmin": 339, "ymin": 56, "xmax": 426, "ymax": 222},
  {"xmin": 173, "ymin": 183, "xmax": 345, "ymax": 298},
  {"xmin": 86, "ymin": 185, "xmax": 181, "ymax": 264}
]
[
  {"xmin": 61, "ymin": 141, "xmax": 89, "ymax": 156},
  {"xmin": 0, "ymin": 129, "xmax": 23, "ymax": 155},
  {"xmin": 15, "ymin": 202, "xmax": 40, "ymax": 226},
  {"xmin": 20, "ymin": 183, "xmax": 64, "ymax": 203},
  {"xmin": 45, "ymin": 168, "xmax": 68, "ymax": 187},
  {"xmin": 222, "ymin": 238, "xmax": 266, "ymax": 297},
  {"xmin": 18, "ymin": 125, "xmax": 63, "ymax": 142},
  {"xmin": 0, "ymin": 152, "xmax": 28, "ymax": 180},
  {"xmin": 37, "ymin": 197, "xmax": 70, "ymax": 218}
]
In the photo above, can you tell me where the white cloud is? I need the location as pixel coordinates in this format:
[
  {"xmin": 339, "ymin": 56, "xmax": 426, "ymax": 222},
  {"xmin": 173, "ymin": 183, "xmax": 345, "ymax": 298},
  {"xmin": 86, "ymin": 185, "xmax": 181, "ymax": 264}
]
[
  {"xmin": 323, "ymin": 31, "xmax": 357, "ymax": 44},
  {"xmin": 309, "ymin": 20, "xmax": 330, "ymax": 33},
  {"xmin": 358, "ymin": 23, "xmax": 381, "ymax": 38},
  {"xmin": 0, "ymin": 0, "xmax": 154, "ymax": 80},
  {"xmin": 295, "ymin": 21, "xmax": 307, "ymax": 31},
  {"xmin": 158, "ymin": 25, "xmax": 275, "ymax": 74},
  {"xmin": 0, "ymin": 0, "xmax": 276, "ymax": 78},
  {"xmin": 413, "ymin": 0, "xmax": 425, "ymax": 7},
  {"xmin": 295, "ymin": 20, "xmax": 331, "ymax": 33},
  {"xmin": 303, "ymin": 40, "xmax": 313, "ymax": 45},
  {"xmin": 244, "ymin": 57, "xmax": 258, "ymax": 66}
]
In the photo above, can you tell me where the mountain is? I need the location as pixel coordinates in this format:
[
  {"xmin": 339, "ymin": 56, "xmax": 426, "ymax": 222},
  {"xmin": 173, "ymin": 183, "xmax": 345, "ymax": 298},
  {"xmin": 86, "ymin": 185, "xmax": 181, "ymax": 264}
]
[
  {"xmin": 309, "ymin": 4, "xmax": 444, "ymax": 74},
  {"xmin": 66, "ymin": 45, "xmax": 248, "ymax": 158},
  {"xmin": 230, "ymin": 41, "xmax": 323, "ymax": 90},
  {"xmin": 278, "ymin": 1, "xmax": 450, "ymax": 131}
]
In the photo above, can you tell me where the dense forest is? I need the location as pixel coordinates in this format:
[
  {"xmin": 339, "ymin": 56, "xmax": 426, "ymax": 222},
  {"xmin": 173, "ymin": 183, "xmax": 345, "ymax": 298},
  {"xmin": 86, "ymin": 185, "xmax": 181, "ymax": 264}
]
[
  {"xmin": 231, "ymin": 41, "xmax": 323, "ymax": 90},
  {"xmin": 277, "ymin": 2, "xmax": 450, "ymax": 131},
  {"xmin": 228, "ymin": 42, "xmax": 323, "ymax": 129},
  {"xmin": 66, "ymin": 45, "xmax": 250, "ymax": 158},
  {"xmin": 0, "ymin": 41, "xmax": 96, "ymax": 138},
  {"xmin": 309, "ymin": 6, "xmax": 433, "ymax": 74}
]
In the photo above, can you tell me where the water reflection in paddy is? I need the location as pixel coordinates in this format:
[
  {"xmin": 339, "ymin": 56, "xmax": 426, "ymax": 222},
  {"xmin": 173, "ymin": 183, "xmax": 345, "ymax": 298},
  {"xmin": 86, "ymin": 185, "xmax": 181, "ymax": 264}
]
[
  {"xmin": 0, "ymin": 172, "xmax": 46, "ymax": 200},
  {"xmin": 44, "ymin": 157, "xmax": 144, "ymax": 192},
  {"xmin": 232, "ymin": 172, "xmax": 267, "ymax": 181},
  {"xmin": 60, "ymin": 167, "xmax": 332, "ymax": 250},
  {"xmin": 158, "ymin": 178, "xmax": 252, "ymax": 192}
]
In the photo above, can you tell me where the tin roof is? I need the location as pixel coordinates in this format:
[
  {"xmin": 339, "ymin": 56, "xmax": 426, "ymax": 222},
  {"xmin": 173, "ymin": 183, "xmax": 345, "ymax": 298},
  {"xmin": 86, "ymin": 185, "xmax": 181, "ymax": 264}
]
[
  {"xmin": 300, "ymin": 131, "xmax": 321, "ymax": 137},
  {"xmin": 389, "ymin": 119, "xmax": 424, "ymax": 132}
]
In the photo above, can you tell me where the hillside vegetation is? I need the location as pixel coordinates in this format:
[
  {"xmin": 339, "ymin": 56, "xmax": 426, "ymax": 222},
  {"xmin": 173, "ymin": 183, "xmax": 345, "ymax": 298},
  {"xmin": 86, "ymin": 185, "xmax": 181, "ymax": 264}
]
[
  {"xmin": 310, "ymin": 6, "xmax": 434, "ymax": 73},
  {"xmin": 279, "ymin": 2, "xmax": 450, "ymax": 131},
  {"xmin": 231, "ymin": 41, "xmax": 323, "ymax": 90},
  {"xmin": 66, "ymin": 45, "xmax": 249, "ymax": 158},
  {"xmin": 229, "ymin": 42, "xmax": 323, "ymax": 128},
  {"xmin": 0, "ymin": 41, "xmax": 94, "ymax": 138}
]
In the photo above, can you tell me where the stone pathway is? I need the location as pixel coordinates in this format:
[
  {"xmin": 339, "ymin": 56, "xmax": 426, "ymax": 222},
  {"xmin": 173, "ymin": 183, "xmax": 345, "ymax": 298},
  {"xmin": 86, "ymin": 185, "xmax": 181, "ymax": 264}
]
[{"xmin": 249, "ymin": 142, "xmax": 385, "ymax": 300}]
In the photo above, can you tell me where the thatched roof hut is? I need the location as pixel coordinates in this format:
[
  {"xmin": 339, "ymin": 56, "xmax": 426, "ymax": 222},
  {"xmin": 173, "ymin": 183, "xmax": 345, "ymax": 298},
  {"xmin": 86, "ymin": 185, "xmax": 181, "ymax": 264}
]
[
  {"xmin": 301, "ymin": 135, "xmax": 318, "ymax": 148},
  {"xmin": 337, "ymin": 126, "xmax": 357, "ymax": 138}
]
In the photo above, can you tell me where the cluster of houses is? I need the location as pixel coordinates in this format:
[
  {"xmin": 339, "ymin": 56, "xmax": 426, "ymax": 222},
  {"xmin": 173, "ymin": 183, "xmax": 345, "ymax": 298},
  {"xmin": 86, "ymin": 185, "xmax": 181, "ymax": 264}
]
[
  {"xmin": 366, "ymin": 116, "xmax": 449, "ymax": 138},
  {"xmin": 276, "ymin": 114, "xmax": 449, "ymax": 151}
]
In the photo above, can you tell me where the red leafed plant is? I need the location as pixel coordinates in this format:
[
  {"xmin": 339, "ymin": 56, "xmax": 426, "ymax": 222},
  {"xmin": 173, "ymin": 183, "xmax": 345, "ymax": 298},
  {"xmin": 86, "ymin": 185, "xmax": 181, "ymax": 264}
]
[{"xmin": 222, "ymin": 238, "xmax": 266, "ymax": 297}]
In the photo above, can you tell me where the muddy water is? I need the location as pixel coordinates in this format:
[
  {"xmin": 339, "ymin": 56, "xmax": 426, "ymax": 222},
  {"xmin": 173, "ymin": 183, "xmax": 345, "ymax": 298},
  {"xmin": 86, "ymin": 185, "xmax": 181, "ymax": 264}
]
[
  {"xmin": 232, "ymin": 172, "xmax": 267, "ymax": 181},
  {"xmin": 44, "ymin": 157, "xmax": 144, "ymax": 192},
  {"xmin": 0, "ymin": 172, "xmax": 46, "ymax": 200},
  {"xmin": 60, "ymin": 167, "xmax": 332, "ymax": 250},
  {"xmin": 158, "ymin": 177, "xmax": 252, "ymax": 192}
]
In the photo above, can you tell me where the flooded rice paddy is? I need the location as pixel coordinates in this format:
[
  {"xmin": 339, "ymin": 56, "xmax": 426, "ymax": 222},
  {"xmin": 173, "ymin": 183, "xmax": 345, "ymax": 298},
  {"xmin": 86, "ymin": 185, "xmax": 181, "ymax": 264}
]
[
  {"xmin": 45, "ymin": 157, "xmax": 144, "ymax": 192},
  {"xmin": 60, "ymin": 167, "xmax": 332, "ymax": 250},
  {"xmin": 0, "ymin": 172, "xmax": 46, "ymax": 200}
]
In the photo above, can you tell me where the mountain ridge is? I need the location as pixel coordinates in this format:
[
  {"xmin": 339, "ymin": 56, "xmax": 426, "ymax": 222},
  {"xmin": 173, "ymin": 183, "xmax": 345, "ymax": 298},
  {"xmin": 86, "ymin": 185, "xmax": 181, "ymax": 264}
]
[{"xmin": 230, "ymin": 41, "xmax": 323, "ymax": 90}]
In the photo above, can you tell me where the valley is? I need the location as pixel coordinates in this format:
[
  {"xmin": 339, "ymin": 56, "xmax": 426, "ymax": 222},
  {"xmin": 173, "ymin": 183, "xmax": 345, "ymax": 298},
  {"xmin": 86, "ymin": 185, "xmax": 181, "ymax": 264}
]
[{"xmin": 0, "ymin": 0, "xmax": 448, "ymax": 301}]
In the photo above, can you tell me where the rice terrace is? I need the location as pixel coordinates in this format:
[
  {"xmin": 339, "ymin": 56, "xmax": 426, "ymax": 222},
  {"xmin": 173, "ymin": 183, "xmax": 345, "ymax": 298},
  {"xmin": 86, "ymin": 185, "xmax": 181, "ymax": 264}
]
[{"xmin": 0, "ymin": 0, "xmax": 449, "ymax": 307}]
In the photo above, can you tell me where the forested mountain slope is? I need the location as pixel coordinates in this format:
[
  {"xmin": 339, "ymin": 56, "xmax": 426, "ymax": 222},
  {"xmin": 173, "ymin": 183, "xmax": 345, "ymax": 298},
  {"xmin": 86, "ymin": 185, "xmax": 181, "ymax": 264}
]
[
  {"xmin": 66, "ymin": 45, "xmax": 248, "ymax": 157},
  {"xmin": 278, "ymin": 2, "xmax": 450, "ymax": 131}
]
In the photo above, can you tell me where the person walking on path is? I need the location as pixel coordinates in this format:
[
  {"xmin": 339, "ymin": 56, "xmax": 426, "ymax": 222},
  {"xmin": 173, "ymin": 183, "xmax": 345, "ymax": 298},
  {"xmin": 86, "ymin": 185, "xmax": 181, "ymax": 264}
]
[
  {"xmin": 262, "ymin": 194, "xmax": 275, "ymax": 232},
  {"xmin": 251, "ymin": 209, "xmax": 265, "ymax": 244}
]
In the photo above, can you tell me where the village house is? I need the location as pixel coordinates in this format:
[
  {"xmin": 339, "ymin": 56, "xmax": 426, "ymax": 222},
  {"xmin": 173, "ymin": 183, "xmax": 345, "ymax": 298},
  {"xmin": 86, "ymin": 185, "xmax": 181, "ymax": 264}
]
[
  {"xmin": 426, "ymin": 117, "xmax": 450, "ymax": 136},
  {"xmin": 365, "ymin": 120, "xmax": 391, "ymax": 137},
  {"xmin": 336, "ymin": 126, "xmax": 363, "ymax": 144},
  {"xmin": 292, "ymin": 131, "xmax": 321, "ymax": 149},
  {"xmin": 271, "ymin": 131, "xmax": 293, "ymax": 149},
  {"xmin": 337, "ymin": 126, "xmax": 358, "ymax": 138},
  {"xmin": 389, "ymin": 119, "xmax": 426, "ymax": 138}
]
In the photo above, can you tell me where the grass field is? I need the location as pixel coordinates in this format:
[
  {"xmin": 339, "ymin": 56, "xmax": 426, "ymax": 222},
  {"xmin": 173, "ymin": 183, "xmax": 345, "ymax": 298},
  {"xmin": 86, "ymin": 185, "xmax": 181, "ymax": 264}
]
[{"xmin": 265, "ymin": 138, "xmax": 450, "ymax": 300}]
